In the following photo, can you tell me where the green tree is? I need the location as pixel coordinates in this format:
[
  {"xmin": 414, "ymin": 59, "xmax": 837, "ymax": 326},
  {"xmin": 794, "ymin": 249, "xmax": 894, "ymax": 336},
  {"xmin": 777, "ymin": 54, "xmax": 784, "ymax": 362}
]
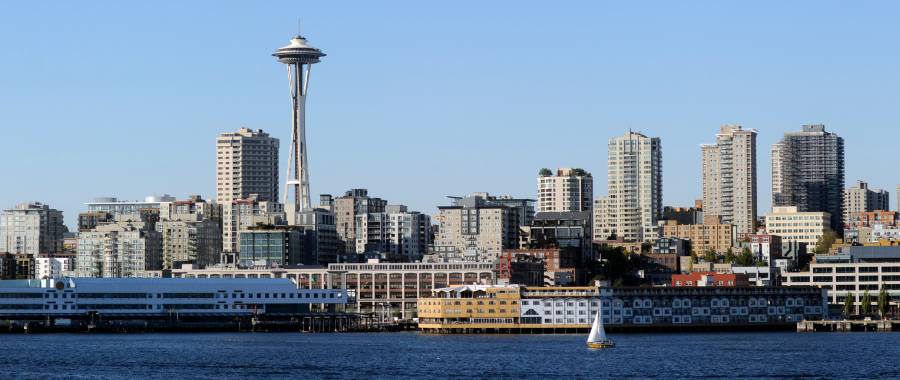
[
  {"xmin": 538, "ymin": 168, "xmax": 552, "ymax": 177},
  {"xmin": 571, "ymin": 168, "xmax": 591, "ymax": 177},
  {"xmin": 814, "ymin": 231, "xmax": 838, "ymax": 255},
  {"xmin": 736, "ymin": 249, "xmax": 754, "ymax": 266},
  {"xmin": 843, "ymin": 293, "xmax": 854, "ymax": 317},
  {"xmin": 724, "ymin": 248, "xmax": 736, "ymax": 264},
  {"xmin": 691, "ymin": 251, "xmax": 699, "ymax": 264},
  {"xmin": 702, "ymin": 249, "xmax": 718, "ymax": 263},
  {"xmin": 878, "ymin": 287, "xmax": 890, "ymax": 319},
  {"xmin": 861, "ymin": 291, "xmax": 872, "ymax": 315}
]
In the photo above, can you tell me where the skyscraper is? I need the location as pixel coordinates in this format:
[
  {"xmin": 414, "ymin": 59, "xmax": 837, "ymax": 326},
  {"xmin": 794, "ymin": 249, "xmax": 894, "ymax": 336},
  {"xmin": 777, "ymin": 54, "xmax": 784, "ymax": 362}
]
[
  {"xmin": 772, "ymin": 124, "xmax": 845, "ymax": 233},
  {"xmin": 215, "ymin": 128, "xmax": 279, "ymax": 205},
  {"xmin": 273, "ymin": 33, "xmax": 325, "ymax": 212},
  {"xmin": 216, "ymin": 128, "xmax": 280, "ymax": 255},
  {"xmin": 771, "ymin": 142, "xmax": 785, "ymax": 202},
  {"xmin": 701, "ymin": 125, "xmax": 757, "ymax": 236},
  {"xmin": 536, "ymin": 168, "xmax": 593, "ymax": 213},
  {"xmin": 596, "ymin": 130, "xmax": 663, "ymax": 242}
]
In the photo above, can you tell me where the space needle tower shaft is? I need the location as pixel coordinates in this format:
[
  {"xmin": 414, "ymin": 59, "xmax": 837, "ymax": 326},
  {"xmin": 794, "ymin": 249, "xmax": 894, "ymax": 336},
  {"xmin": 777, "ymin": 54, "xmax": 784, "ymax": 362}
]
[{"xmin": 273, "ymin": 33, "xmax": 325, "ymax": 211}]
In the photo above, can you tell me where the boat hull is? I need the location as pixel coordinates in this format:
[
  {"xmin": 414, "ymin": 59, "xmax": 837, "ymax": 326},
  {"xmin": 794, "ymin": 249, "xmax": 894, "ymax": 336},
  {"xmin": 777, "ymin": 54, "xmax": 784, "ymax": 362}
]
[{"xmin": 587, "ymin": 341, "xmax": 615, "ymax": 349}]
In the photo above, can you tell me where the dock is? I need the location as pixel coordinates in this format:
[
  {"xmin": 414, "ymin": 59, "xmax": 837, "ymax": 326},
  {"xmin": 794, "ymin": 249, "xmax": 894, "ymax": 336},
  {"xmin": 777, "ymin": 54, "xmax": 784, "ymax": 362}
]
[{"xmin": 797, "ymin": 319, "xmax": 899, "ymax": 332}]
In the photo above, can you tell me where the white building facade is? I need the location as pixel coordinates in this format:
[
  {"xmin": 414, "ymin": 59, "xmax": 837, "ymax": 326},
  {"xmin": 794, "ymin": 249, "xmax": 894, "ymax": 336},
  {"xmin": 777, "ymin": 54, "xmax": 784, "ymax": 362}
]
[
  {"xmin": 536, "ymin": 168, "xmax": 593, "ymax": 213},
  {"xmin": 596, "ymin": 131, "xmax": 662, "ymax": 242},
  {"xmin": 701, "ymin": 125, "xmax": 758, "ymax": 236},
  {"xmin": 35, "ymin": 257, "xmax": 74, "ymax": 279},
  {"xmin": 764, "ymin": 206, "xmax": 831, "ymax": 245},
  {"xmin": 76, "ymin": 222, "xmax": 162, "ymax": 278}
]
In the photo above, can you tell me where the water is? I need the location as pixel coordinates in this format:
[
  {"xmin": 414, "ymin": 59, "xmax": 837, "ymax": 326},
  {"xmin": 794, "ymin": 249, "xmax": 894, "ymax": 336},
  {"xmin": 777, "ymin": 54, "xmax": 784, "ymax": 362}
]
[{"xmin": 1, "ymin": 332, "xmax": 898, "ymax": 379}]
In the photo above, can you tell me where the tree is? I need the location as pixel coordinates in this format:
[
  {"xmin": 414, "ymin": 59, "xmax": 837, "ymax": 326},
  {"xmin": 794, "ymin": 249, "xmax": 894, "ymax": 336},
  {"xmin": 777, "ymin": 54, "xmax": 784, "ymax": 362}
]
[
  {"xmin": 843, "ymin": 293, "xmax": 854, "ymax": 317},
  {"xmin": 702, "ymin": 249, "xmax": 718, "ymax": 263},
  {"xmin": 538, "ymin": 168, "xmax": 552, "ymax": 177},
  {"xmin": 691, "ymin": 251, "xmax": 699, "ymax": 264},
  {"xmin": 814, "ymin": 231, "xmax": 838, "ymax": 255},
  {"xmin": 736, "ymin": 249, "xmax": 754, "ymax": 267},
  {"xmin": 571, "ymin": 168, "xmax": 591, "ymax": 177},
  {"xmin": 724, "ymin": 248, "xmax": 736, "ymax": 264},
  {"xmin": 878, "ymin": 287, "xmax": 890, "ymax": 319},
  {"xmin": 742, "ymin": 247, "xmax": 753, "ymax": 261},
  {"xmin": 861, "ymin": 291, "xmax": 872, "ymax": 315}
]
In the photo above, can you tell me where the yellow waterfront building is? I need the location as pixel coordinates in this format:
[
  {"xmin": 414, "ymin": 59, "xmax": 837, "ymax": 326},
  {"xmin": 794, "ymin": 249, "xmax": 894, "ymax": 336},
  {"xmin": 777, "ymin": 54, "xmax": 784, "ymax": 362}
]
[{"xmin": 418, "ymin": 285, "xmax": 522, "ymax": 329}]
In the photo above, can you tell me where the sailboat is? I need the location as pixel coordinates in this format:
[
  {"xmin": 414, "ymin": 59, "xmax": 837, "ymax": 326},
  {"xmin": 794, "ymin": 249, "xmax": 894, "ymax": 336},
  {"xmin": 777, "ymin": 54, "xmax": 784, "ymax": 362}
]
[{"xmin": 587, "ymin": 299, "xmax": 615, "ymax": 349}]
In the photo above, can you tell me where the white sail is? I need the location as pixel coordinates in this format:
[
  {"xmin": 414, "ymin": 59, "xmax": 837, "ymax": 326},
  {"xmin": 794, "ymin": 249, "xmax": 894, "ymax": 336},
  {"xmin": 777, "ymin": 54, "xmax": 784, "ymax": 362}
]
[{"xmin": 587, "ymin": 300, "xmax": 608, "ymax": 343}]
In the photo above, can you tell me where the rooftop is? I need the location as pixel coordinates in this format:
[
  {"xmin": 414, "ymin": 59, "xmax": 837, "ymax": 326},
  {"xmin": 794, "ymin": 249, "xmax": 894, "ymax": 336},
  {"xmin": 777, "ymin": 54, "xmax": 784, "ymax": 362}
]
[{"xmin": 273, "ymin": 35, "xmax": 325, "ymax": 64}]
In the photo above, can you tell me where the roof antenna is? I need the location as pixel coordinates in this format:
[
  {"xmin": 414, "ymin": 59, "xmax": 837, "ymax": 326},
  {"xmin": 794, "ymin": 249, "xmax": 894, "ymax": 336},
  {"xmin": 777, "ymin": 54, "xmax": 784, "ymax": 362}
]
[{"xmin": 297, "ymin": 18, "xmax": 302, "ymax": 37}]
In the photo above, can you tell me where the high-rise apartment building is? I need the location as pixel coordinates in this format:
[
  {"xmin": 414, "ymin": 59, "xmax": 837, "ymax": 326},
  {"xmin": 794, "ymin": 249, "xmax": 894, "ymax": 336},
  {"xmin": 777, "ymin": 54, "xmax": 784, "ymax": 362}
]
[
  {"xmin": 596, "ymin": 131, "xmax": 663, "ymax": 242},
  {"xmin": 76, "ymin": 221, "xmax": 162, "ymax": 278},
  {"xmin": 0, "ymin": 202, "xmax": 66, "ymax": 255},
  {"xmin": 772, "ymin": 124, "xmax": 845, "ymax": 233},
  {"xmin": 216, "ymin": 128, "xmax": 281, "ymax": 257},
  {"xmin": 155, "ymin": 196, "xmax": 223, "ymax": 270},
  {"xmin": 592, "ymin": 197, "xmax": 610, "ymax": 240},
  {"xmin": 701, "ymin": 125, "xmax": 757, "ymax": 236},
  {"xmin": 771, "ymin": 142, "xmax": 784, "ymax": 201},
  {"xmin": 536, "ymin": 168, "xmax": 593, "ymax": 213},
  {"xmin": 325, "ymin": 189, "xmax": 387, "ymax": 255},
  {"xmin": 843, "ymin": 180, "xmax": 889, "ymax": 228},
  {"xmin": 215, "ymin": 128, "xmax": 279, "ymax": 205},
  {"xmin": 434, "ymin": 194, "xmax": 521, "ymax": 261},
  {"xmin": 355, "ymin": 205, "xmax": 432, "ymax": 262}
]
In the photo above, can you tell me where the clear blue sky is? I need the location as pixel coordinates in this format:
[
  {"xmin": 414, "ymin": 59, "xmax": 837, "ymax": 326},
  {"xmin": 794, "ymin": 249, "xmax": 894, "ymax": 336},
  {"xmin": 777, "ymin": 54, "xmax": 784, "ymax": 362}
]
[{"xmin": 2, "ymin": 1, "xmax": 899, "ymax": 229}]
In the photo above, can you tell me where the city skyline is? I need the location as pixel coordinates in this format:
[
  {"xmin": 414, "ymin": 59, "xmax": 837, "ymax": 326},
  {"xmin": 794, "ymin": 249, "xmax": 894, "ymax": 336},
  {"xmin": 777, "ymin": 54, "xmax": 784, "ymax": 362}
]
[{"xmin": 2, "ymin": 2, "xmax": 900, "ymax": 228}]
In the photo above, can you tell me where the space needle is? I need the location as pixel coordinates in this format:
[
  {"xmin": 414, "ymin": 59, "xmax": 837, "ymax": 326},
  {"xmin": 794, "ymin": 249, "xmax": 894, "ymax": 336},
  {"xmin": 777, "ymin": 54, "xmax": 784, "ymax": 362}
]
[{"xmin": 273, "ymin": 32, "xmax": 325, "ymax": 211}]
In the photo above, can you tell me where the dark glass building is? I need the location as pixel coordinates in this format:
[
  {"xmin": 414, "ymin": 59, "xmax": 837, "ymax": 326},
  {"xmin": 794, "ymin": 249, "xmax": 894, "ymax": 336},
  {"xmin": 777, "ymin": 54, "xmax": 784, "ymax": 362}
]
[{"xmin": 772, "ymin": 124, "xmax": 845, "ymax": 234}]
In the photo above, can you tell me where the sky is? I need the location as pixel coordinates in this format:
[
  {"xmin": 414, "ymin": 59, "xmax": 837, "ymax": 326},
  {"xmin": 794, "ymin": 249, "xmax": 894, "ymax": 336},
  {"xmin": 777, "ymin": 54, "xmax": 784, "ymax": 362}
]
[{"xmin": 1, "ymin": 1, "xmax": 899, "ymax": 229}]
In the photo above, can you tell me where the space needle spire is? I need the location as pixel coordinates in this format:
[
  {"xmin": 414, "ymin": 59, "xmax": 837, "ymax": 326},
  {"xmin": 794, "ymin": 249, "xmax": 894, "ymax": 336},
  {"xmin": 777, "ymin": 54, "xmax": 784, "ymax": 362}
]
[{"xmin": 273, "ymin": 31, "xmax": 325, "ymax": 211}]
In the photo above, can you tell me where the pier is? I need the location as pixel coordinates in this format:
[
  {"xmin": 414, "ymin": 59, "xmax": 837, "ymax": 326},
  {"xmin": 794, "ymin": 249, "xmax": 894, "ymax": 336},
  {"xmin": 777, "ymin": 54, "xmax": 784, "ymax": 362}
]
[
  {"xmin": 797, "ymin": 319, "xmax": 899, "ymax": 332},
  {"xmin": 0, "ymin": 312, "xmax": 380, "ymax": 334},
  {"xmin": 419, "ymin": 322, "xmax": 798, "ymax": 334}
]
